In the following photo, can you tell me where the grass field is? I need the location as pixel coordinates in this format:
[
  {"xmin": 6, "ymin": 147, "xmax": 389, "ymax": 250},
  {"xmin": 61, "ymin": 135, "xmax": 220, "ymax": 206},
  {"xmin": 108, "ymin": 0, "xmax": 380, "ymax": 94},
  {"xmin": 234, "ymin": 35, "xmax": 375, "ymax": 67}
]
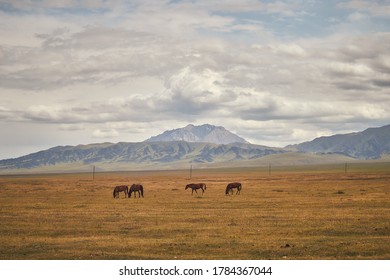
[{"xmin": 0, "ymin": 163, "xmax": 389, "ymax": 260}]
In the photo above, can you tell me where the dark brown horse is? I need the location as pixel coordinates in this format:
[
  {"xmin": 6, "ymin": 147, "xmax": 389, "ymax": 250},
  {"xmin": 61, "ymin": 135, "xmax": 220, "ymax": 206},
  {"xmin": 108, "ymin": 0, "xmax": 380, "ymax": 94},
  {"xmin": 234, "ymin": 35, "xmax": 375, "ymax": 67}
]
[
  {"xmin": 129, "ymin": 184, "xmax": 144, "ymax": 198},
  {"xmin": 225, "ymin": 182, "xmax": 242, "ymax": 195},
  {"xmin": 185, "ymin": 183, "xmax": 206, "ymax": 195},
  {"xmin": 113, "ymin": 185, "xmax": 129, "ymax": 198}
]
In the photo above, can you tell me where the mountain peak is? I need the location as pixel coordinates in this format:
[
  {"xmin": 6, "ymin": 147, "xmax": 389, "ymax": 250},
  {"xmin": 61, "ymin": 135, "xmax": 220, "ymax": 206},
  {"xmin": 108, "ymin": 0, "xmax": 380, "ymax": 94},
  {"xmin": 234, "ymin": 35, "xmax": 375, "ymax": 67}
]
[{"xmin": 144, "ymin": 124, "xmax": 249, "ymax": 145}]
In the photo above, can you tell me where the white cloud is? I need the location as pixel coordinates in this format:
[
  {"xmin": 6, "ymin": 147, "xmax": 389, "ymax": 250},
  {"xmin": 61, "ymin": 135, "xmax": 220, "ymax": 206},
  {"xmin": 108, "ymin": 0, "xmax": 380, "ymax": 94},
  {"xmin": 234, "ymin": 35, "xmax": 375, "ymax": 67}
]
[
  {"xmin": 341, "ymin": 0, "xmax": 390, "ymax": 17},
  {"xmin": 268, "ymin": 43, "xmax": 308, "ymax": 57},
  {"xmin": 92, "ymin": 128, "xmax": 119, "ymax": 139},
  {"xmin": 347, "ymin": 11, "xmax": 369, "ymax": 22},
  {"xmin": 262, "ymin": 1, "xmax": 302, "ymax": 17},
  {"xmin": 59, "ymin": 124, "xmax": 85, "ymax": 131},
  {"xmin": 327, "ymin": 61, "xmax": 374, "ymax": 77}
]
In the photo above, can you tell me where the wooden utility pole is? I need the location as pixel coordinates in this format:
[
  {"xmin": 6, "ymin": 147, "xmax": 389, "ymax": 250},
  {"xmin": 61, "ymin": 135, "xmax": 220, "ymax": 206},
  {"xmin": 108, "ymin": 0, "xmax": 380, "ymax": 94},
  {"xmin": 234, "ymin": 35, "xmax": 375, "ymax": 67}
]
[
  {"xmin": 345, "ymin": 163, "xmax": 347, "ymax": 174},
  {"xmin": 269, "ymin": 163, "xmax": 271, "ymax": 176},
  {"xmin": 93, "ymin": 165, "xmax": 96, "ymax": 180}
]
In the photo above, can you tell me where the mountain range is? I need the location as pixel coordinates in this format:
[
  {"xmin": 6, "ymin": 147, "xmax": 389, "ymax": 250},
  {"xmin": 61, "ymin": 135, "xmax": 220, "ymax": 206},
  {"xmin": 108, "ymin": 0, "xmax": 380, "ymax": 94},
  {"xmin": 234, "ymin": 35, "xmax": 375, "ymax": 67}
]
[
  {"xmin": 0, "ymin": 124, "xmax": 389, "ymax": 173},
  {"xmin": 0, "ymin": 141, "xmax": 284, "ymax": 172},
  {"xmin": 290, "ymin": 124, "xmax": 390, "ymax": 159}
]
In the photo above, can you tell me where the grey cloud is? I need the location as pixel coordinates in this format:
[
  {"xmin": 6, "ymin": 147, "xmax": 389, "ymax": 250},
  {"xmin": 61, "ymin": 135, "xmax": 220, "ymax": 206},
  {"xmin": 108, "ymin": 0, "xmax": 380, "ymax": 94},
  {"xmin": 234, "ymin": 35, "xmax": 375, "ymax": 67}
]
[
  {"xmin": 373, "ymin": 79, "xmax": 390, "ymax": 88},
  {"xmin": 0, "ymin": 106, "xmax": 13, "ymax": 120},
  {"xmin": 162, "ymin": 92, "xmax": 216, "ymax": 116},
  {"xmin": 333, "ymin": 81, "xmax": 374, "ymax": 91},
  {"xmin": 239, "ymin": 101, "xmax": 333, "ymax": 123}
]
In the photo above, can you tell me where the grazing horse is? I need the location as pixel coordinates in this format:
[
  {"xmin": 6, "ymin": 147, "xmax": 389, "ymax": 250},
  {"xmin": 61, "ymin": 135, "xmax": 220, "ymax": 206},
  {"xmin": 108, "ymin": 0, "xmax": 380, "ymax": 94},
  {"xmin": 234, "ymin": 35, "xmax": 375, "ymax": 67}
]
[
  {"xmin": 129, "ymin": 184, "xmax": 144, "ymax": 198},
  {"xmin": 185, "ymin": 183, "xmax": 206, "ymax": 195},
  {"xmin": 113, "ymin": 185, "xmax": 129, "ymax": 198},
  {"xmin": 225, "ymin": 182, "xmax": 242, "ymax": 195}
]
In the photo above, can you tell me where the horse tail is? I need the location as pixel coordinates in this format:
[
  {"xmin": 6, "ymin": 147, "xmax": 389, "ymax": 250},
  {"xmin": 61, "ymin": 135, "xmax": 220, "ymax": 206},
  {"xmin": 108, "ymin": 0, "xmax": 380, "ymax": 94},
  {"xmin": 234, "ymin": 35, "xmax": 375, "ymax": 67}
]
[
  {"xmin": 113, "ymin": 189, "xmax": 116, "ymax": 198},
  {"xmin": 238, "ymin": 183, "xmax": 242, "ymax": 191},
  {"xmin": 140, "ymin": 185, "xmax": 144, "ymax": 197}
]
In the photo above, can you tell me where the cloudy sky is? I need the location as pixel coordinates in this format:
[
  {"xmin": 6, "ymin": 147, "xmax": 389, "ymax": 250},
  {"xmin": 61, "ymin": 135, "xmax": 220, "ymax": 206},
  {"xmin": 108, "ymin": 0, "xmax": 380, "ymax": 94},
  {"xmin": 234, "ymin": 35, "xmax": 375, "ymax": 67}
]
[{"xmin": 0, "ymin": 0, "xmax": 389, "ymax": 159}]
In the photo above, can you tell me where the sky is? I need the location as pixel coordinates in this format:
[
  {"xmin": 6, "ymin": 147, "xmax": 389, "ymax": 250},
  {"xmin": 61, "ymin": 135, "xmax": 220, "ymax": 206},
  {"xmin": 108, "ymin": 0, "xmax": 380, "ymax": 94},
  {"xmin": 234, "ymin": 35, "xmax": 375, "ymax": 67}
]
[{"xmin": 0, "ymin": 0, "xmax": 389, "ymax": 159}]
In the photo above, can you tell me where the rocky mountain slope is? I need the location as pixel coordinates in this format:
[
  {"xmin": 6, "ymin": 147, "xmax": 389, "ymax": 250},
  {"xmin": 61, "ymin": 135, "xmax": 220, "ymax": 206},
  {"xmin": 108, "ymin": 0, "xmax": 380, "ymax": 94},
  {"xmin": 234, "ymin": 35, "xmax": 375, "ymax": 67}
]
[
  {"xmin": 145, "ymin": 124, "xmax": 249, "ymax": 144},
  {"xmin": 0, "ymin": 141, "xmax": 284, "ymax": 171},
  {"xmin": 290, "ymin": 124, "xmax": 390, "ymax": 159}
]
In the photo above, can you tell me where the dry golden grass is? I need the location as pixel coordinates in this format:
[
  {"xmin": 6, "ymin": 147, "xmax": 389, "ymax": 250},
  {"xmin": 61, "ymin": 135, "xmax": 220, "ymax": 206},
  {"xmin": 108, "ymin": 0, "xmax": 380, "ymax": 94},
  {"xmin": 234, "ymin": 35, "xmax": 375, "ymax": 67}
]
[{"xmin": 0, "ymin": 165, "xmax": 389, "ymax": 260}]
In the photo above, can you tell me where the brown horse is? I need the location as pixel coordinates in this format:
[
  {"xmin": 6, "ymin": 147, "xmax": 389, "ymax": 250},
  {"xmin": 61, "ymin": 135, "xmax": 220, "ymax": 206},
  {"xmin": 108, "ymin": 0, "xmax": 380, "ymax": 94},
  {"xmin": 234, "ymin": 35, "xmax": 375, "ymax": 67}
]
[
  {"xmin": 113, "ymin": 185, "xmax": 129, "ymax": 198},
  {"xmin": 225, "ymin": 182, "xmax": 242, "ymax": 195},
  {"xmin": 129, "ymin": 184, "xmax": 144, "ymax": 198},
  {"xmin": 185, "ymin": 183, "xmax": 206, "ymax": 195}
]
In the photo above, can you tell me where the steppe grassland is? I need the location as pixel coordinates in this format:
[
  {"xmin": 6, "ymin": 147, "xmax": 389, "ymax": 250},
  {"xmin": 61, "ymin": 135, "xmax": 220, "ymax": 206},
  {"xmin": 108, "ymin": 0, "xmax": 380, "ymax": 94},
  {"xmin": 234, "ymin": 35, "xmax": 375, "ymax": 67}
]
[{"xmin": 0, "ymin": 164, "xmax": 389, "ymax": 259}]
